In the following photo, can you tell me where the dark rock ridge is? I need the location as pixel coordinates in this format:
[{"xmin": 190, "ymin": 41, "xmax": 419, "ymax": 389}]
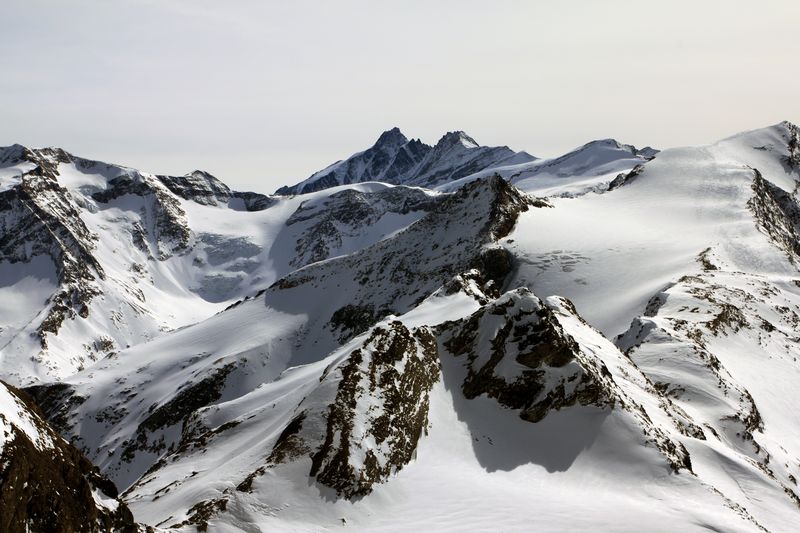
[
  {"xmin": 748, "ymin": 168, "xmax": 800, "ymax": 264},
  {"xmin": 91, "ymin": 174, "xmax": 192, "ymax": 260},
  {"xmin": 437, "ymin": 290, "xmax": 693, "ymax": 472},
  {"xmin": 23, "ymin": 382, "xmax": 86, "ymax": 439},
  {"xmin": 157, "ymin": 170, "xmax": 276, "ymax": 211},
  {"xmin": 0, "ymin": 381, "xmax": 139, "ymax": 532},
  {"xmin": 276, "ymin": 127, "xmax": 431, "ymax": 195},
  {"xmin": 286, "ymin": 185, "xmax": 440, "ymax": 268},
  {"xmin": 276, "ymin": 128, "xmax": 532, "ymax": 195},
  {"xmin": 781, "ymin": 120, "xmax": 800, "ymax": 170},
  {"xmin": 439, "ymin": 289, "xmax": 614, "ymax": 423},
  {"xmin": 307, "ymin": 322, "xmax": 440, "ymax": 497},
  {"xmin": 607, "ymin": 163, "xmax": 646, "ymax": 191},
  {"xmin": 206, "ymin": 321, "xmax": 439, "ymax": 513},
  {"xmin": 272, "ymin": 175, "xmax": 543, "ymax": 344},
  {"xmin": 0, "ymin": 147, "xmax": 104, "ymax": 346},
  {"xmin": 0, "ymin": 145, "xmax": 203, "ymax": 356},
  {"xmin": 118, "ymin": 362, "xmax": 236, "ymax": 467}
]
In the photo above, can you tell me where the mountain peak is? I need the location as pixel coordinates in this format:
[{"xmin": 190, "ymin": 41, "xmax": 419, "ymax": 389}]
[
  {"xmin": 374, "ymin": 127, "xmax": 408, "ymax": 148},
  {"xmin": 0, "ymin": 143, "xmax": 29, "ymax": 165},
  {"xmin": 437, "ymin": 131, "xmax": 480, "ymax": 149},
  {"xmin": 186, "ymin": 169, "xmax": 217, "ymax": 180},
  {"xmin": 586, "ymin": 138, "xmax": 624, "ymax": 148},
  {"xmin": 574, "ymin": 138, "xmax": 659, "ymax": 160}
]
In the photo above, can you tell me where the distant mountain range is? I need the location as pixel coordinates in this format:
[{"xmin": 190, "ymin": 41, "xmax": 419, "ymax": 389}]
[{"xmin": 276, "ymin": 127, "xmax": 656, "ymax": 195}]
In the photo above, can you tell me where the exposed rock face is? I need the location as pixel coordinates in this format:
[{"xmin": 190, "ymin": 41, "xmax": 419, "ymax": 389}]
[
  {"xmin": 748, "ymin": 168, "xmax": 800, "ymax": 264},
  {"xmin": 276, "ymin": 128, "xmax": 531, "ymax": 195},
  {"xmin": 0, "ymin": 144, "xmax": 284, "ymax": 384},
  {"xmin": 276, "ymin": 127, "xmax": 432, "ymax": 195},
  {"xmin": 157, "ymin": 170, "xmax": 234, "ymax": 206},
  {"xmin": 234, "ymin": 321, "xmax": 440, "ymax": 500},
  {"xmin": 231, "ymin": 190, "xmax": 276, "ymax": 211},
  {"xmin": 265, "ymin": 176, "xmax": 542, "ymax": 350},
  {"xmin": 24, "ymin": 382, "xmax": 86, "ymax": 438},
  {"xmin": 329, "ymin": 303, "xmax": 386, "ymax": 343},
  {"xmin": 91, "ymin": 174, "xmax": 192, "ymax": 260},
  {"xmin": 781, "ymin": 120, "xmax": 800, "ymax": 170},
  {"xmin": 158, "ymin": 170, "xmax": 276, "ymax": 211},
  {"xmin": 405, "ymin": 131, "xmax": 520, "ymax": 189},
  {"xmin": 0, "ymin": 381, "xmax": 139, "ymax": 532},
  {"xmin": 116, "ymin": 361, "xmax": 236, "ymax": 478},
  {"xmin": 286, "ymin": 185, "xmax": 440, "ymax": 268},
  {"xmin": 439, "ymin": 289, "xmax": 613, "ymax": 423},
  {"xmin": 434, "ymin": 288, "xmax": 694, "ymax": 473},
  {"xmin": 280, "ymin": 175, "xmax": 541, "ymax": 343},
  {"xmin": 0, "ymin": 148, "xmax": 104, "ymax": 346},
  {"xmin": 607, "ymin": 163, "xmax": 646, "ymax": 191},
  {"xmin": 308, "ymin": 322, "xmax": 440, "ymax": 497},
  {"xmin": 27, "ymin": 360, "xmax": 243, "ymax": 495}
]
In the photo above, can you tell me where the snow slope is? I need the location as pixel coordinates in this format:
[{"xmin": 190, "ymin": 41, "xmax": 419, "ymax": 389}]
[
  {"xmin": 506, "ymin": 121, "xmax": 798, "ymax": 336},
  {"xmin": 0, "ymin": 145, "xmax": 438, "ymax": 384},
  {"xmin": 438, "ymin": 137, "xmax": 657, "ymax": 197}
]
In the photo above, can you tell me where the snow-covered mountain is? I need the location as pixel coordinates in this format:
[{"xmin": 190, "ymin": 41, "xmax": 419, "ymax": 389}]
[
  {"xmin": 0, "ymin": 145, "xmax": 438, "ymax": 385},
  {"xmin": 277, "ymin": 126, "xmax": 655, "ymax": 198},
  {"xmin": 275, "ymin": 128, "xmax": 536, "ymax": 195},
  {"xmin": 3, "ymin": 121, "xmax": 800, "ymax": 531},
  {"xmin": 442, "ymin": 137, "xmax": 657, "ymax": 197}
]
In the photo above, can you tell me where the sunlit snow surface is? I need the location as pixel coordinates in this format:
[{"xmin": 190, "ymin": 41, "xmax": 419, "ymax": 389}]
[
  {"xmin": 0, "ymin": 162, "xmax": 432, "ymax": 384},
  {"xmin": 508, "ymin": 124, "xmax": 798, "ymax": 336}
]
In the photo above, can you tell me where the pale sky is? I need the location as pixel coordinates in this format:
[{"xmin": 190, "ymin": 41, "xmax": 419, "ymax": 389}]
[{"xmin": 1, "ymin": 0, "xmax": 798, "ymax": 193}]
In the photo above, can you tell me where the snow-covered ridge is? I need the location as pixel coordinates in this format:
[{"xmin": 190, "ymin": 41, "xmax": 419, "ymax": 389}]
[
  {"xmin": 275, "ymin": 127, "xmax": 432, "ymax": 195},
  {"xmin": 0, "ymin": 144, "xmax": 441, "ymax": 385},
  {"xmin": 16, "ymin": 174, "xmax": 535, "ymax": 496},
  {"xmin": 437, "ymin": 136, "xmax": 658, "ymax": 197},
  {"xmin": 275, "ymin": 128, "xmax": 535, "ymax": 195},
  {"xmin": 275, "ymin": 127, "xmax": 659, "ymax": 198}
]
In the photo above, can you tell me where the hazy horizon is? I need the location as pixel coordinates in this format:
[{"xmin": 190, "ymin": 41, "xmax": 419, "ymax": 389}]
[{"xmin": 2, "ymin": 0, "xmax": 799, "ymax": 193}]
